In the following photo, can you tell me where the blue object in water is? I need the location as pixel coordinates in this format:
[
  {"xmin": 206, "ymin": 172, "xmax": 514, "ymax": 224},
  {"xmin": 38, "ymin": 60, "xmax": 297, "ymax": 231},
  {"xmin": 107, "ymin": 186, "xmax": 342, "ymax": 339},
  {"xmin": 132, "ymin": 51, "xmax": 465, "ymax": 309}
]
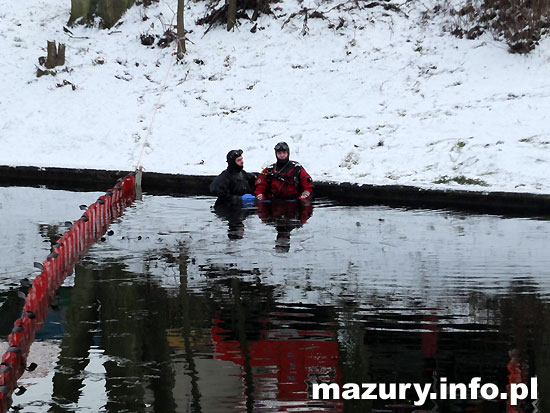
[{"xmin": 242, "ymin": 194, "xmax": 256, "ymax": 207}]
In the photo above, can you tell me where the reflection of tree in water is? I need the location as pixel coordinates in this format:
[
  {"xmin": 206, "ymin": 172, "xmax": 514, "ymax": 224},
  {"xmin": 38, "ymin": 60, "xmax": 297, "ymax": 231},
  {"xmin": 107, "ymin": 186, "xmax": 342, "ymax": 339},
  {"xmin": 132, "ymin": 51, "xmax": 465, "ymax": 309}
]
[
  {"xmin": 45, "ymin": 254, "xmax": 343, "ymax": 412},
  {"xmin": 0, "ymin": 290, "xmax": 28, "ymax": 336},
  {"xmin": 498, "ymin": 280, "xmax": 548, "ymax": 413},
  {"xmin": 332, "ymin": 281, "xmax": 550, "ymax": 412},
  {"xmin": 39, "ymin": 249, "xmax": 550, "ymax": 413},
  {"xmin": 38, "ymin": 223, "xmax": 63, "ymax": 247},
  {"xmin": 49, "ymin": 262, "xmax": 177, "ymax": 413},
  {"xmin": 204, "ymin": 273, "xmax": 341, "ymax": 411},
  {"xmin": 336, "ymin": 303, "xmax": 373, "ymax": 413}
]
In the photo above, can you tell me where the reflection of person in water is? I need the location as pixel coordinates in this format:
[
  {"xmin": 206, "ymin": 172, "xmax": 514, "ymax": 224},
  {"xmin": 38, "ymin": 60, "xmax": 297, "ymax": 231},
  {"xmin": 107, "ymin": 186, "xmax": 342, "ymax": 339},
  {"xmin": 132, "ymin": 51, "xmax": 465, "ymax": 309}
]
[
  {"xmin": 209, "ymin": 277, "xmax": 342, "ymax": 411},
  {"xmin": 256, "ymin": 199, "xmax": 313, "ymax": 252},
  {"xmin": 213, "ymin": 201, "xmax": 251, "ymax": 239},
  {"xmin": 210, "ymin": 149, "xmax": 257, "ymax": 239}
]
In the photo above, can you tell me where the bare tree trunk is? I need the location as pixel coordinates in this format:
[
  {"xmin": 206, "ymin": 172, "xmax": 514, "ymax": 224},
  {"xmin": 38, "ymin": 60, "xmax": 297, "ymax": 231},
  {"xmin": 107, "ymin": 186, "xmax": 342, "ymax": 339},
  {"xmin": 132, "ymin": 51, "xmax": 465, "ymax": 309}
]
[
  {"xmin": 252, "ymin": 0, "xmax": 264, "ymax": 21},
  {"xmin": 68, "ymin": 0, "xmax": 95, "ymax": 26},
  {"xmin": 69, "ymin": 0, "xmax": 134, "ymax": 28},
  {"xmin": 177, "ymin": 0, "xmax": 186, "ymax": 59},
  {"xmin": 227, "ymin": 0, "xmax": 237, "ymax": 31},
  {"xmin": 97, "ymin": 0, "xmax": 135, "ymax": 28}
]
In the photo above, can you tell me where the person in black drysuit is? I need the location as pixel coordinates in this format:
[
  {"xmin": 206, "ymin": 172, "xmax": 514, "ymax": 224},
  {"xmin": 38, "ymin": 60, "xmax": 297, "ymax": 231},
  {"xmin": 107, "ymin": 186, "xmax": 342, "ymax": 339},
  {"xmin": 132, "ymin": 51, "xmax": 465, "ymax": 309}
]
[{"xmin": 210, "ymin": 149, "xmax": 256, "ymax": 239}]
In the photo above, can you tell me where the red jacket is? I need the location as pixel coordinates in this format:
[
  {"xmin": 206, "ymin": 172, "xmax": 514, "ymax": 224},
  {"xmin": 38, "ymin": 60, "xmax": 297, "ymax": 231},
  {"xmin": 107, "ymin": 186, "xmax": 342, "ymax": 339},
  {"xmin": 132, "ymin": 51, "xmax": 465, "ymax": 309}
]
[{"xmin": 254, "ymin": 161, "xmax": 313, "ymax": 200}]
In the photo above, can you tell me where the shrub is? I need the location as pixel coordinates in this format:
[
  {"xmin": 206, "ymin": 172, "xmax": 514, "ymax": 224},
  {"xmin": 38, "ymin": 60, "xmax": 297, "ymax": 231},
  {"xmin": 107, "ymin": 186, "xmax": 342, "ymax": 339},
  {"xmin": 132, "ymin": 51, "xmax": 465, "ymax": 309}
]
[
  {"xmin": 451, "ymin": 0, "xmax": 550, "ymax": 53},
  {"xmin": 434, "ymin": 175, "xmax": 489, "ymax": 186}
]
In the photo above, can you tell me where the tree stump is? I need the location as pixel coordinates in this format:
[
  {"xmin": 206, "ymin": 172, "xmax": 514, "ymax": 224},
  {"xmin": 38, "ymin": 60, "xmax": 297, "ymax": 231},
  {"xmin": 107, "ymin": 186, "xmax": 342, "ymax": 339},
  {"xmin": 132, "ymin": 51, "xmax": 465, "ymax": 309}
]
[
  {"xmin": 45, "ymin": 41, "xmax": 66, "ymax": 69},
  {"xmin": 57, "ymin": 43, "xmax": 66, "ymax": 66}
]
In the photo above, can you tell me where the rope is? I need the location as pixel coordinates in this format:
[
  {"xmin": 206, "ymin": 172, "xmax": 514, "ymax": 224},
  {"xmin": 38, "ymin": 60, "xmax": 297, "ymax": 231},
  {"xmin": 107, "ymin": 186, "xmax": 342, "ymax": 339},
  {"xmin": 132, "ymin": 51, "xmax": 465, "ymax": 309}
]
[{"xmin": 134, "ymin": 43, "xmax": 178, "ymax": 171}]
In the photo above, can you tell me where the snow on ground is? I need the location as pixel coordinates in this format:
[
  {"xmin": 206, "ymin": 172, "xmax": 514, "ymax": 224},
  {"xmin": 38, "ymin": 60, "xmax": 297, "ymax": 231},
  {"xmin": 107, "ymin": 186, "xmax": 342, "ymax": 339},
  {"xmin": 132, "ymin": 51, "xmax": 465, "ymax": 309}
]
[{"xmin": 1, "ymin": 0, "xmax": 549, "ymax": 193}]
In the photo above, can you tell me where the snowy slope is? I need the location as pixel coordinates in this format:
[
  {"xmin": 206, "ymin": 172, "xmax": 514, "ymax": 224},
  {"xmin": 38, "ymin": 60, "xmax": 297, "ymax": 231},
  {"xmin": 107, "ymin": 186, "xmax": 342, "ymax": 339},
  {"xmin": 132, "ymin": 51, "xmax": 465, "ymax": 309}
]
[{"xmin": 1, "ymin": 0, "xmax": 549, "ymax": 193}]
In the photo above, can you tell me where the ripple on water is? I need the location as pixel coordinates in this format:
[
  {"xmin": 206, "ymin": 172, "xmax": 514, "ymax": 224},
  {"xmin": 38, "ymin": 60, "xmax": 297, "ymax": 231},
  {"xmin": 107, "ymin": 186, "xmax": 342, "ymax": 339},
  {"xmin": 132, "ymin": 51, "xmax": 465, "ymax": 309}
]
[{"xmin": 1, "ymin": 189, "xmax": 549, "ymax": 412}]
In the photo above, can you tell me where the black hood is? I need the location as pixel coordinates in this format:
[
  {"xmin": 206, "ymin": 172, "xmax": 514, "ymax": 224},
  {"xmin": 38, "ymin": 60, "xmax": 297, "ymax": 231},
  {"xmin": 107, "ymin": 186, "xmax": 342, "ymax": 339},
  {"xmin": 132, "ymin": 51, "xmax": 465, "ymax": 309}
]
[
  {"xmin": 226, "ymin": 149, "xmax": 243, "ymax": 172},
  {"xmin": 274, "ymin": 142, "xmax": 290, "ymax": 168}
]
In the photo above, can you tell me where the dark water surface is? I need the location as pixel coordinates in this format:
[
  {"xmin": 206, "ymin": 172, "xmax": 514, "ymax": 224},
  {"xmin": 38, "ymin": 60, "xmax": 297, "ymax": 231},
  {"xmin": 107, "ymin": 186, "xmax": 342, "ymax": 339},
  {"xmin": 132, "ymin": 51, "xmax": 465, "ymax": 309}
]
[{"xmin": 2, "ymin": 189, "xmax": 550, "ymax": 412}]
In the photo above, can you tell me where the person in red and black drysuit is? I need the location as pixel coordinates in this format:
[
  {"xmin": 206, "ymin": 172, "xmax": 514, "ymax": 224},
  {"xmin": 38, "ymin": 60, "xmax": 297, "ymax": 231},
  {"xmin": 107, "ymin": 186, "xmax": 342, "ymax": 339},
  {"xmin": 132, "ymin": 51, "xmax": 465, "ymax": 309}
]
[{"xmin": 254, "ymin": 142, "xmax": 313, "ymax": 201}]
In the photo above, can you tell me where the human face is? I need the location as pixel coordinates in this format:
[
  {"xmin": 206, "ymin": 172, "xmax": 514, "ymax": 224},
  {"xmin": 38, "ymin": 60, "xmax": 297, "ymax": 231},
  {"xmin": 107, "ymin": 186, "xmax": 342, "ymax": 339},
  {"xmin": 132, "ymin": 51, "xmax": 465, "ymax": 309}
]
[
  {"xmin": 276, "ymin": 150, "xmax": 288, "ymax": 160},
  {"xmin": 235, "ymin": 156, "xmax": 244, "ymax": 167}
]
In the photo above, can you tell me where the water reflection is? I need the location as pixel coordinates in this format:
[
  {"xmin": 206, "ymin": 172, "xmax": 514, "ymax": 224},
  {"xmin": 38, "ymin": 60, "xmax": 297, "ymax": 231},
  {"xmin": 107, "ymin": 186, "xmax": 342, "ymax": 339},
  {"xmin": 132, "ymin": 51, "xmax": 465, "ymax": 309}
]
[
  {"xmin": 212, "ymin": 202, "xmax": 252, "ymax": 240},
  {"xmin": 256, "ymin": 200, "xmax": 313, "ymax": 253},
  {"xmin": 212, "ymin": 199, "xmax": 313, "ymax": 251},
  {"xmin": 5, "ymin": 262, "xmax": 547, "ymax": 412},
  {"xmin": 2, "ymin": 191, "xmax": 550, "ymax": 412},
  {"xmin": 42, "ymin": 262, "xmax": 178, "ymax": 413},
  {"xmin": 29, "ymin": 260, "xmax": 344, "ymax": 412},
  {"xmin": 0, "ymin": 187, "xmax": 102, "ymax": 291}
]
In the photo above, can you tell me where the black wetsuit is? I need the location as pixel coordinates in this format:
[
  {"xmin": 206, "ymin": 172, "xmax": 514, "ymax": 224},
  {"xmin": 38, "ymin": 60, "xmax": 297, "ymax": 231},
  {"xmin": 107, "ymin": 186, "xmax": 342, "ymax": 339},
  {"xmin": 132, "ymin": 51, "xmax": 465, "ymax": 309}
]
[{"xmin": 209, "ymin": 168, "xmax": 256, "ymax": 204}]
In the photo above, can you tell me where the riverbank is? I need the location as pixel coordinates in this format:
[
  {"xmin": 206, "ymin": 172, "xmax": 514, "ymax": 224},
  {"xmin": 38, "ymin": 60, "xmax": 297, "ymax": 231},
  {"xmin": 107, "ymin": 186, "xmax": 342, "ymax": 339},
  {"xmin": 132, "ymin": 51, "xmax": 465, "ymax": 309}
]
[{"xmin": 2, "ymin": 165, "xmax": 549, "ymax": 216}]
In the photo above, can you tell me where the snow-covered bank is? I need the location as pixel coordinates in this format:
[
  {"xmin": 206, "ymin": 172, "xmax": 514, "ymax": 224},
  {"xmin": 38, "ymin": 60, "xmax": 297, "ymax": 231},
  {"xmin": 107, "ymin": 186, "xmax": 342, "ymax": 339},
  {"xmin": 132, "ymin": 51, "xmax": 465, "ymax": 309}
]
[{"xmin": 1, "ymin": 0, "xmax": 549, "ymax": 193}]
